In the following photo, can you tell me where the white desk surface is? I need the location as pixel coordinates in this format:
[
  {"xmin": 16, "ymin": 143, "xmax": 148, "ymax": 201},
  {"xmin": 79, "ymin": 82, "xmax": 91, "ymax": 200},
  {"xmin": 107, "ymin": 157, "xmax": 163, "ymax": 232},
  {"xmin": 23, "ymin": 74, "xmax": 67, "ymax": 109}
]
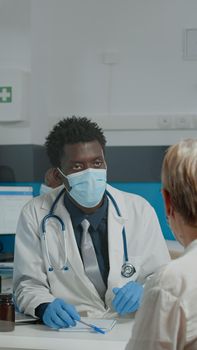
[{"xmin": 0, "ymin": 319, "xmax": 134, "ymax": 350}]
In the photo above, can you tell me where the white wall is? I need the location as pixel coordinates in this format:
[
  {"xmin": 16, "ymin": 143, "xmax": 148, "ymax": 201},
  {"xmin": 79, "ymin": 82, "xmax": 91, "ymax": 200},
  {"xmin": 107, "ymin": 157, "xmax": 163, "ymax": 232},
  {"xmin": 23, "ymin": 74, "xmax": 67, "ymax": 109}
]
[
  {"xmin": 0, "ymin": 0, "xmax": 31, "ymax": 144},
  {"xmin": 1, "ymin": 0, "xmax": 197, "ymax": 145}
]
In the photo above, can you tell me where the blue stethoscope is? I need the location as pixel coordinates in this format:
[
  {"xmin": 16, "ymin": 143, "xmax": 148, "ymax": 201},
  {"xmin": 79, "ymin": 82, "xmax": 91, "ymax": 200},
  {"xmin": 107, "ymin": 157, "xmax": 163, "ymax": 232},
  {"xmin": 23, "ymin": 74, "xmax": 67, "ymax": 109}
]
[{"xmin": 41, "ymin": 188, "xmax": 136, "ymax": 278}]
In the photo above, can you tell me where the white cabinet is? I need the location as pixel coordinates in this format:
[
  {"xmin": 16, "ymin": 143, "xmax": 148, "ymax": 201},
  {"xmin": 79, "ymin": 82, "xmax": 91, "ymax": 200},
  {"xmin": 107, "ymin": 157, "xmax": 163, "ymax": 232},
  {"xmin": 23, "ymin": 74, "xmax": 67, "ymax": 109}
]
[{"xmin": 0, "ymin": 69, "xmax": 29, "ymax": 122}]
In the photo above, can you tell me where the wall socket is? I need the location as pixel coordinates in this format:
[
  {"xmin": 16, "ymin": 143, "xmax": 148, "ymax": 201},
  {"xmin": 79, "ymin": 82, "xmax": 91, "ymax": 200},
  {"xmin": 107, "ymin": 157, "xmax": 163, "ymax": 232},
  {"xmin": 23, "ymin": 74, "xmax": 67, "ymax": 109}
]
[
  {"xmin": 158, "ymin": 116, "xmax": 172, "ymax": 129},
  {"xmin": 158, "ymin": 115, "xmax": 194, "ymax": 130},
  {"xmin": 175, "ymin": 116, "xmax": 191, "ymax": 129}
]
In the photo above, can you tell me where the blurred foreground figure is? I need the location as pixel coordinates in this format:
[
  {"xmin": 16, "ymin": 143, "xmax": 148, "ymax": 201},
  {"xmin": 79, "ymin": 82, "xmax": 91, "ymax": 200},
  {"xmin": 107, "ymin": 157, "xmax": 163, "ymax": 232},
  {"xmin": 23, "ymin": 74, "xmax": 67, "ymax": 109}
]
[{"xmin": 126, "ymin": 138, "xmax": 197, "ymax": 350}]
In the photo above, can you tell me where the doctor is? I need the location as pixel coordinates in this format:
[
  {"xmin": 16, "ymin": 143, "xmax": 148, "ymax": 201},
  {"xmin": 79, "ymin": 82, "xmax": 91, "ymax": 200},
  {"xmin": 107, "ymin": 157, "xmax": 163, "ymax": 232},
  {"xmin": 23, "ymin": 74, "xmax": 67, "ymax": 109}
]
[{"xmin": 13, "ymin": 116, "xmax": 170, "ymax": 329}]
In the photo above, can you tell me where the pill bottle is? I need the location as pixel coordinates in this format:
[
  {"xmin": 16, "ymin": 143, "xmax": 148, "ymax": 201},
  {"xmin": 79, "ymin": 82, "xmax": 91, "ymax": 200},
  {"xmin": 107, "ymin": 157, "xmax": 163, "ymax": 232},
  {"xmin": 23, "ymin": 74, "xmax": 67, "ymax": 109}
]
[{"xmin": 0, "ymin": 293, "xmax": 15, "ymax": 331}]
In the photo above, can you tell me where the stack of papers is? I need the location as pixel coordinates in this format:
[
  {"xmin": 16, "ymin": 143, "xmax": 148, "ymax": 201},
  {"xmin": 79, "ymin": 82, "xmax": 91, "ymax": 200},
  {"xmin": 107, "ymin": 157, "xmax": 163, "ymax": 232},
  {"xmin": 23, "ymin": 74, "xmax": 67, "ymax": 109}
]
[{"xmin": 15, "ymin": 312, "xmax": 38, "ymax": 324}]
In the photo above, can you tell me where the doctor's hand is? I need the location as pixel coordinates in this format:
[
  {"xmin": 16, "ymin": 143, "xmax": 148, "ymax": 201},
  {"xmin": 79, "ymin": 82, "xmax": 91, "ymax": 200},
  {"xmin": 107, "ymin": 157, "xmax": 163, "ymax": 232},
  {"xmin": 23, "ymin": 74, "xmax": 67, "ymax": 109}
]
[
  {"xmin": 112, "ymin": 281, "xmax": 144, "ymax": 316},
  {"xmin": 42, "ymin": 298, "xmax": 80, "ymax": 329}
]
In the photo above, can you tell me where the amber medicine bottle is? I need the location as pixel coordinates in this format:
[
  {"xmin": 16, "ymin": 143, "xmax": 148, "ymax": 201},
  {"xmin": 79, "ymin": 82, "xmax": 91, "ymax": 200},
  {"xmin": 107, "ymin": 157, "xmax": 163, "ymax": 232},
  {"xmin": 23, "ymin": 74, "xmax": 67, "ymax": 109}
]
[{"xmin": 0, "ymin": 293, "xmax": 15, "ymax": 331}]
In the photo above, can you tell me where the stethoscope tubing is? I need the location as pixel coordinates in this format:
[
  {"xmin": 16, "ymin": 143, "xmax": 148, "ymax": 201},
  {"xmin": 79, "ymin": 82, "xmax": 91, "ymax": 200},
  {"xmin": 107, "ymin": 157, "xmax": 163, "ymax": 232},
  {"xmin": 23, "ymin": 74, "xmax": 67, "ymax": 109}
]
[
  {"xmin": 105, "ymin": 190, "xmax": 129, "ymax": 262},
  {"xmin": 41, "ymin": 188, "xmax": 129, "ymax": 271},
  {"xmin": 41, "ymin": 188, "xmax": 67, "ymax": 271}
]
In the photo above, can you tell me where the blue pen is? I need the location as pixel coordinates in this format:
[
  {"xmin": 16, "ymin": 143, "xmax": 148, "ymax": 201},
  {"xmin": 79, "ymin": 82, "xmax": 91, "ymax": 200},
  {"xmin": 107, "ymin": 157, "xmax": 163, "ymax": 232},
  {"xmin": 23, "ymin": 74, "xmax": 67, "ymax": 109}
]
[{"xmin": 78, "ymin": 320, "xmax": 105, "ymax": 334}]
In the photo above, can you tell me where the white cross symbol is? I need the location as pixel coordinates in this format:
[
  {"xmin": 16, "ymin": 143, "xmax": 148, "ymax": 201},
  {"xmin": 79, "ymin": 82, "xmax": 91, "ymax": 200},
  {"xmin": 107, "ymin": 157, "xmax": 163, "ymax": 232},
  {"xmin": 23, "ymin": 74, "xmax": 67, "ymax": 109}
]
[{"xmin": 0, "ymin": 88, "xmax": 11, "ymax": 102}]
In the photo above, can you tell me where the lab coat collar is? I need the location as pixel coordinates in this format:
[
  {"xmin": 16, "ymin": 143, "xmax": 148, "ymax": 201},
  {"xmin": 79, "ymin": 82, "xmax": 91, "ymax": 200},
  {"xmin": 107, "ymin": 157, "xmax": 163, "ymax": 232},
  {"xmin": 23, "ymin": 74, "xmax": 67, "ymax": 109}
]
[
  {"xmin": 41, "ymin": 185, "xmax": 65, "ymax": 211},
  {"xmin": 41, "ymin": 184, "xmax": 128, "ymax": 220},
  {"xmin": 63, "ymin": 192, "xmax": 108, "ymax": 231}
]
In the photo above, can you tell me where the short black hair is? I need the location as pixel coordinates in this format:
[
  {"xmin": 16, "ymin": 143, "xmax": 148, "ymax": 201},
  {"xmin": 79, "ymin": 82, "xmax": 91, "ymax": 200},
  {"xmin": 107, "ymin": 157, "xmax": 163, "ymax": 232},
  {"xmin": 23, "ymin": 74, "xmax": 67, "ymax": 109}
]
[{"xmin": 45, "ymin": 116, "xmax": 106, "ymax": 167}]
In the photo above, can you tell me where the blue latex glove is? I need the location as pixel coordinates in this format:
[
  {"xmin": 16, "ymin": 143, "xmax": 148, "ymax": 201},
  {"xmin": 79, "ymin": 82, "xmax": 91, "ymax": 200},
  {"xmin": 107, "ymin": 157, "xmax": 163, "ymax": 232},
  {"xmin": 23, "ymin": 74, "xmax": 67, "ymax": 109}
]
[
  {"xmin": 112, "ymin": 281, "xmax": 143, "ymax": 315},
  {"xmin": 42, "ymin": 299, "xmax": 80, "ymax": 329}
]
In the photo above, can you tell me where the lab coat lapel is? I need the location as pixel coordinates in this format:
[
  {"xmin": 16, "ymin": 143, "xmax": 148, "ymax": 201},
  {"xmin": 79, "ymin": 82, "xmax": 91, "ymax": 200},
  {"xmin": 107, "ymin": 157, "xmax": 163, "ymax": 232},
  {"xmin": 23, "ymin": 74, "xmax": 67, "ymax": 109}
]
[
  {"xmin": 41, "ymin": 191, "xmax": 87, "ymax": 280},
  {"xmin": 54, "ymin": 200, "xmax": 87, "ymax": 277},
  {"xmin": 105, "ymin": 186, "xmax": 128, "ymax": 305},
  {"xmin": 40, "ymin": 191, "xmax": 83, "ymax": 275}
]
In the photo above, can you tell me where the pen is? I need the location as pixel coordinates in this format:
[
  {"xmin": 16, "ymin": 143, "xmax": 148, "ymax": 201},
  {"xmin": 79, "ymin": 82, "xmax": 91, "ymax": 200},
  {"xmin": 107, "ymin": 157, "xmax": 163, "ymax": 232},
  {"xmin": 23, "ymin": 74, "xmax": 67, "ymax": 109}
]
[{"xmin": 78, "ymin": 320, "xmax": 105, "ymax": 334}]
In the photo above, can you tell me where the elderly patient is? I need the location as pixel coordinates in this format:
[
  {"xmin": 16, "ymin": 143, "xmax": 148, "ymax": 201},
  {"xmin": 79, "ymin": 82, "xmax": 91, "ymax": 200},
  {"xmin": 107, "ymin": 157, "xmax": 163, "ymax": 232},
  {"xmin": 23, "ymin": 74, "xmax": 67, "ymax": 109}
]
[{"xmin": 126, "ymin": 138, "xmax": 197, "ymax": 350}]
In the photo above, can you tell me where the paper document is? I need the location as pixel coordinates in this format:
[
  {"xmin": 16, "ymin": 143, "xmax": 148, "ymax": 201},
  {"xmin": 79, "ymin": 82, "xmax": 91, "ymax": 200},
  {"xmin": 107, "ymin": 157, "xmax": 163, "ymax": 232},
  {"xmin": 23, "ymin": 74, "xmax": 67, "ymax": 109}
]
[
  {"xmin": 59, "ymin": 318, "xmax": 116, "ymax": 333},
  {"xmin": 15, "ymin": 312, "xmax": 38, "ymax": 324}
]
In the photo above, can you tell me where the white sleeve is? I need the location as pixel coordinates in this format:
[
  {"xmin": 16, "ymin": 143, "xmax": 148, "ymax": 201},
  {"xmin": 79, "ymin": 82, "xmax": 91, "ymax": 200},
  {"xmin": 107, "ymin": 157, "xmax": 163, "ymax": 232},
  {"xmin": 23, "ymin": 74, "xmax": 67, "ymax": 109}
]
[
  {"xmin": 125, "ymin": 284, "xmax": 186, "ymax": 350},
  {"xmin": 13, "ymin": 201, "xmax": 55, "ymax": 316}
]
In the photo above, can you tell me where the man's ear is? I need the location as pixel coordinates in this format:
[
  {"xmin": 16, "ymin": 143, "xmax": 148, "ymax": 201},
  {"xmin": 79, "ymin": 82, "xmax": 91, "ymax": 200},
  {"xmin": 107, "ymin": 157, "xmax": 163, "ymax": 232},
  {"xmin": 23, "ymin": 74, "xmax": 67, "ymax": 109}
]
[
  {"xmin": 162, "ymin": 189, "xmax": 174, "ymax": 217},
  {"xmin": 53, "ymin": 168, "xmax": 62, "ymax": 181}
]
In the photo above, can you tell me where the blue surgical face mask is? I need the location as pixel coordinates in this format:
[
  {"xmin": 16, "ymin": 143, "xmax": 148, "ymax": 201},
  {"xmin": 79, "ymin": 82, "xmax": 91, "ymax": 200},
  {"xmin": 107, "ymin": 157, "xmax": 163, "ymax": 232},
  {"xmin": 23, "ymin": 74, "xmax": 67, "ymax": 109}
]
[{"xmin": 58, "ymin": 168, "xmax": 107, "ymax": 208}]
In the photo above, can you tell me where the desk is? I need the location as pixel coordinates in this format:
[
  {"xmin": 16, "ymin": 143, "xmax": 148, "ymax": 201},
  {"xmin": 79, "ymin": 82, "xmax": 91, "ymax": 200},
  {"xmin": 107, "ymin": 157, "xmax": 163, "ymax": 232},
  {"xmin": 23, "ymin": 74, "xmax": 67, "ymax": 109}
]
[{"xmin": 0, "ymin": 319, "xmax": 134, "ymax": 350}]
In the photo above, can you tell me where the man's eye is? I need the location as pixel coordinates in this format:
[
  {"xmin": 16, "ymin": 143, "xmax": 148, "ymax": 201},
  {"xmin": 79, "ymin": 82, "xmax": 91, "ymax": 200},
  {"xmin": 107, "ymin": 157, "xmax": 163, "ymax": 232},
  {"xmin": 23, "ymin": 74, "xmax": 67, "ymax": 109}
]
[
  {"xmin": 94, "ymin": 161, "xmax": 102, "ymax": 167},
  {"xmin": 73, "ymin": 164, "xmax": 83, "ymax": 170}
]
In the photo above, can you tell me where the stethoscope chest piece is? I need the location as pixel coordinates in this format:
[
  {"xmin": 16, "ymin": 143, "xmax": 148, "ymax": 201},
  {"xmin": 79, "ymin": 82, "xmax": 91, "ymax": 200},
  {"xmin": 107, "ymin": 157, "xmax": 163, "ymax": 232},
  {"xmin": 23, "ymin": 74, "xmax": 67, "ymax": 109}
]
[{"xmin": 121, "ymin": 262, "xmax": 136, "ymax": 278}]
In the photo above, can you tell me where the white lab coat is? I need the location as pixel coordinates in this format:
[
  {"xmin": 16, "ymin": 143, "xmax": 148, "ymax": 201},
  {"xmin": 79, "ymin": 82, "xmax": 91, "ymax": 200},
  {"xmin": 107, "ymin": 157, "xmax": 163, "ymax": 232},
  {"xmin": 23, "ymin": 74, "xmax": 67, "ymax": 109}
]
[
  {"xmin": 126, "ymin": 239, "xmax": 197, "ymax": 350},
  {"xmin": 13, "ymin": 184, "xmax": 170, "ymax": 318}
]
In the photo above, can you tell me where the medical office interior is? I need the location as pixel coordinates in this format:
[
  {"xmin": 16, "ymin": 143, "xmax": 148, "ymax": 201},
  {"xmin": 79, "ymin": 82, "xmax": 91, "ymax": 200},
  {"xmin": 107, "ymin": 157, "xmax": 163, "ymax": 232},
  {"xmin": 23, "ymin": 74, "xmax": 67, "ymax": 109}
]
[{"xmin": 0, "ymin": 0, "xmax": 196, "ymax": 320}]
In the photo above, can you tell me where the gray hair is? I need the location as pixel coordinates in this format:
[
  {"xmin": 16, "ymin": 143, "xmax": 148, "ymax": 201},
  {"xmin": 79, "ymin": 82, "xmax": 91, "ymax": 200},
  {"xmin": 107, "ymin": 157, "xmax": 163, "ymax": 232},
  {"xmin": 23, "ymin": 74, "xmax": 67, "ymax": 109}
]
[{"xmin": 161, "ymin": 139, "xmax": 197, "ymax": 226}]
